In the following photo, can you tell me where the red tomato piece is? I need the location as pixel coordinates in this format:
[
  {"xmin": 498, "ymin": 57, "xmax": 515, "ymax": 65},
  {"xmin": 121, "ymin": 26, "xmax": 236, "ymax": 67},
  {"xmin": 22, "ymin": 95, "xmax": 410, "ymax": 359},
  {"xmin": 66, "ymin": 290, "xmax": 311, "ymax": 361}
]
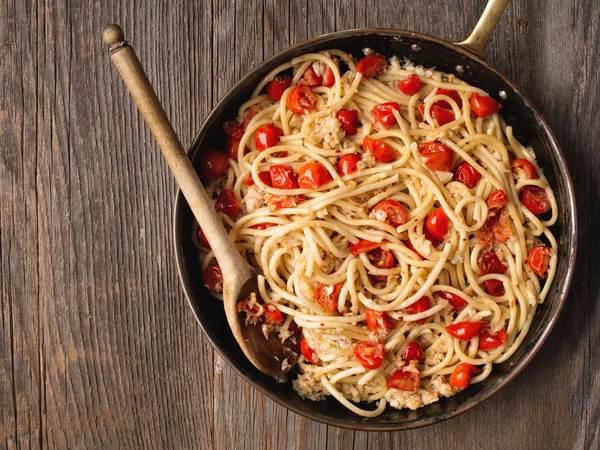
[
  {"xmin": 487, "ymin": 189, "xmax": 509, "ymax": 210},
  {"xmin": 241, "ymin": 106, "xmax": 261, "ymax": 128},
  {"xmin": 263, "ymin": 304, "xmax": 284, "ymax": 325},
  {"xmin": 322, "ymin": 65, "xmax": 336, "ymax": 87},
  {"xmin": 405, "ymin": 296, "xmax": 431, "ymax": 324},
  {"xmin": 300, "ymin": 337, "xmax": 319, "ymax": 364},
  {"xmin": 315, "ymin": 282, "xmax": 343, "ymax": 312},
  {"xmin": 449, "ymin": 363, "xmax": 481, "ymax": 389},
  {"xmin": 198, "ymin": 229, "xmax": 211, "ymax": 249},
  {"xmin": 404, "ymin": 239, "xmax": 424, "ymax": 259},
  {"xmin": 419, "ymin": 142, "xmax": 454, "ymax": 172},
  {"xmin": 203, "ymin": 264, "xmax": 223, "ymax": 292},
  {"xmin": 454, "ymin": 161, "xmax": 481, "ymax": 188},
  {"xmin": 479, "ymin": 251, "xmax": 507, "ymax": 275},
  {"xmin": 434, "ymin": 88, "xmax": 462, "ymax": 108},
  {"xmin": 199, "ymin": 148, "xmax": 229, "ymax": 181},
  {"xmin": 222, "ymin": 120, "xmax": 245, "ymax": 139},
  {"xmin": 403, "ymin": 341, "xmax": 424, "ymax": 362},
  {"xmin": 425, "ymin": 208, "xmax": 449, "ymax": 242},
  {"xmin": 478, "ymin": 329, "xmax": 508, "ymax": 351},
  {"xmin": 521, "ymin": 186, "xmax": 551, "ymax": 215},
  {"xmin": 267, "ymin": 194, "xmax": 307, "ymax": 211},
  {"xmin": 266, "ymin": 75, "xmax": 293, "ymax": 101},
  {"xmin": 527, "ymin": 246, "xmax": 552, "ymax": 278},
  {"xmin": 445, "ymin": 321, "xmax": 487, "ymax": 340},
  {"xmin": 365, "ymin": 308, "xmax": 394, "ymax": 332},
  {"xmin": 269, "ymin": 164, "xmax": 299, "ymax": 189},
  {"xmin": 354, "ymin": 341, "xmax": 385, "ymax": 370},
  {"xmin": 367, "ymin": 248, "xmax": 395, "ymax": 281},
  {"xmin": 298, "ymin": 65, "xmax": 322, "ymax": 87},
  {"xmin": 398, "ymin": 74, "xmax": 422, "ymax": 95},
  {"xmin": 388, "ymin": 368, "xmax": 420, "ymax": 391},
  {"xmin": 224, "ymin": 136, "xmax": 242, "ymax": 160},
  {"xmin": 511, "ymin": 158, "xmax": 536, "ymax": 180},
  {"xmin": 298, "ymin": 162, "xmax": 333, "ymax": 189},
  {"xmin": 350, "ymin": 239, "xmax": 382, "ymax": 255},
  {"xmin": 337, "ymin": 109, "xmax": 360, "ymax": 135},
  {"xmin": 249, "ymin": 222, "xmax": 277, "ymax": 230},
  {"xmin": 439, "ymin": 291, "xmax": 468, "ymax": 311},
  {"xmin": 215, "ymin": 189, "xmax": 240, "ymax": 219},
  {"xmin": 418, "ymin": 104, "xmax": 456, "ymax": 126},
  {"xmin": 255, "ymin": 124, "xmax": 283, "ymax": 150},
  {"xmin": 483, "ymin": 279, "xmax": 505, "ymax": 296},
  {"xmin": 356, "ymin": 54, "xmax": 387, "ymax": 78},
  {"xmin": 470, "ymin": 92, "xmax": 502, "ymax": 117},
  {"xmin": 371, "ymin": 102, "xmax": 401, "ymax": 128},
  {"xmin": 370, "ymin": 199, "xmax": 407, "ymax": 228},
  {"xmin": 286, "ymin": 85, "xmax": 317, "ymax": 115},
  {"xmin": 363, "ymin": 136, "xmax": 397, "ymax": 163},
  {"xmin": 337, "ymin": 154, "xmax": 361, "ymax": 175},
  {"xmin": 245, "ymin": 171, "xmax": 273, "ymax": 187}
]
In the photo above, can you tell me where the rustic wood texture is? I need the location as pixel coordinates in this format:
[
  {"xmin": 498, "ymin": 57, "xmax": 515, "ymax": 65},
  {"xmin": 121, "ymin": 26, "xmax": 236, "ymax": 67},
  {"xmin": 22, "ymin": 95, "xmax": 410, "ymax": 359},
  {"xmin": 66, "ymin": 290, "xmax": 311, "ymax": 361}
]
[{"xmin": 1, "ymin": 0, "xmax": 598, "ymax": 448}]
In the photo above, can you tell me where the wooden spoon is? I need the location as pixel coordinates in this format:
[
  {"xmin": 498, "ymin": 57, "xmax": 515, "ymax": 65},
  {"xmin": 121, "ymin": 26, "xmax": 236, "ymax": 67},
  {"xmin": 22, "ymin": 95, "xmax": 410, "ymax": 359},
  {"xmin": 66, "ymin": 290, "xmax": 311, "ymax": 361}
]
[{"xmin": 102, "ymin": 24, "xmax": 298, "ymax": 377}]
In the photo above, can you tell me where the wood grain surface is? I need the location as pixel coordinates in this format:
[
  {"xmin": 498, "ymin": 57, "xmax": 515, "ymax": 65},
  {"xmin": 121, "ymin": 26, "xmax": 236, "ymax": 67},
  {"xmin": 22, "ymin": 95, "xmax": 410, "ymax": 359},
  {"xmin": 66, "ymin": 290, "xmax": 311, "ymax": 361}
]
[{"xmin": 1, "ymin": 0, "xmax": 598, "ymax": 449}]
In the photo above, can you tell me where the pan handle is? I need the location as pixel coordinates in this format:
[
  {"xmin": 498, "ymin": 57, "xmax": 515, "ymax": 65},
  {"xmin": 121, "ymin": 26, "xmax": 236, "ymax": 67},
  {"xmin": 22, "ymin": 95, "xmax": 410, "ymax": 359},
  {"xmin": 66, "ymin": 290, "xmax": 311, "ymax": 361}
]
[{"xmin": 456, "ymin": 0, "xmax": 509, "ymax": 58}]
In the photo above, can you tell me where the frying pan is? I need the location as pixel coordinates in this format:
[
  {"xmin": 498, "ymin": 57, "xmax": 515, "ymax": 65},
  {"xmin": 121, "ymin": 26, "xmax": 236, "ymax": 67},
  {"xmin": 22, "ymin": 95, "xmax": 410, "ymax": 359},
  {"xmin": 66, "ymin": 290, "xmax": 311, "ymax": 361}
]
[{"xmin": 173, "ymin": 0, "xmax": 577, "ymax": 430}]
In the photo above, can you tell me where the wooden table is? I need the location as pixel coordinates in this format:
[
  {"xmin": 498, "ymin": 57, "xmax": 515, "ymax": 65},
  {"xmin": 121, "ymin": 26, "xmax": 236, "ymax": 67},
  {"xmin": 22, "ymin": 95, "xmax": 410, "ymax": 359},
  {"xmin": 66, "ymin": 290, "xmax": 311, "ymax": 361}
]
[{"xmin": 2, "ymin": 0, "xmax": 599, "ymax": 448}]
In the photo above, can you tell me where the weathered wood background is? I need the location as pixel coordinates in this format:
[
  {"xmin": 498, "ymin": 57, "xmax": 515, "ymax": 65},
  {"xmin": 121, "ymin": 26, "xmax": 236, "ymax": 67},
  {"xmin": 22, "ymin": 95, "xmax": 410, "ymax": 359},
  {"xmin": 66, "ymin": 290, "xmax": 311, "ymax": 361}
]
[{"xmin": 2, "ymin": 0, "xmax": 599, "ymax": 448}]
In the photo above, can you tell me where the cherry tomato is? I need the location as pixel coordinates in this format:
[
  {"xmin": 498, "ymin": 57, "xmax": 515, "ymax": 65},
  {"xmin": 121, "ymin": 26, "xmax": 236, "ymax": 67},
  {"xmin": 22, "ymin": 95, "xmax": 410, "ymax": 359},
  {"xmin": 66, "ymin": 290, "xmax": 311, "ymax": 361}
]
[
  {"xmin": 445, "ymin": 321, "xmax": 487, "ymax": 340},
  {"xmin": 350, "ymin": 239, "xmax": 382, "ymax": 254},
  {"xmin": 363, "ymin": 136, "xmax": 397, "ymax": 163},
  {"xmin": 241, "ymin": 105, "xmax": 261, "ymax": 128},
  {"xmin": 199, "ymin": 148, "xmax": 229, "ymax": 181},
  {"xmin": 215, "ymin": 189, "xmax": 240, "ymax": 218},
  {"xmin": 479, "ymin": 251, "xmax": 507, "ymax": 275},
  {"xmin": 434, "ymin": 88, "xmax": 462, "ymax": 108},
  {"xmin": 237, "ymin": 297, "xmax": 261, "ymax": 323},
  {"xmin": 388, "ymin": 368, "xmax": 420, "ymax": 391},
  {"xmin": 398, "ymin": 74, "xmax": 421, "ymax": 95},
  {"xmin": 286, "ymin": 85, "xmax": 317, "ymax": 115},
  {"xmin": 198, "ymin": 229, "xmax": 211, "ymax": 249},
  {"xmin": 371, "ymin": 102, "xmax": 401, "ymax": 128},
  {"xmin": 425, "ymin": 208, "xmax": 449, "ymax": 242},
  {"xmin": 315, "ymin": 282, "xmax": 343, "ymax": 312},
  {"xmin": 454, "ymin": 161, "xmax": 481, "ymax": 188},
  {"xmin": 222, "ymin": 120, "xmax": 245, "ymax": 139},
  {"xmin": 484, "ymin": 279, "xmax": 505, "ymax": 296},
  {"xmin": 418, "ymin": 104, "xmax": 456, "ymax": 126},
  {"xmin": 370, "ymin": 199, "xmax": 407, "ymax": 228},
  {"xmin": 322, "ymin": 65, "xmax": 336, "ymax": 87},
  {"xmin": 449, "ymin": 363, "xmax": 481, "ymax": 389},
  {"xmin": 511, "ymin": 158, "xmax": 536, "ymax": 180},
  {"xmin": 203, "ymin": 263, "xmax": 223, "ymax": 292},
  {"xmin": 487, "ymin": 189, "xmax": 509, "ymax": 210},
  {"xmin": 439, "ymin": 291, "xmax": 468, "ymax": 311},
  {"xmin": 527, "ymin": 246, "xmax": 552, "ymax": 278},
  {"xmin": 478, "ymin": 329, "xmax": 508, "ymax": 351},
  {"xmin": 263, "ymin": 304, "xmax": 284, "ymax": 325},
  {"xmin": 337, "ymin": 109, "xmax": 360, "ymax": 135},
  {"xmin": 267, "ymin": 194, "xmax": 307, "ymax": 210},
  {"xmin": 266, "ymin": 75, "xmax": 293, "ymax": 101},
  {"xmin": 403, "ymin": 341, "xmax": 424, "ymax": 362},
  {"xmin": 521, "ymin": 186, "xmax": 551, "ymax": 215},
  {"xmin": 405, "ymin": 296, "xmax": 431, "ymax": 324},
  {"xmin": 249, "ymin": 222, "xmax": 277, "ymax": 230},
  {"xmin": 224, "ymin": 136, "xmax": 240, "ymax": 160},
  {"xmin": 470, "ymin": 92, "xmax": 502, "ymax": 117},
  {"xmin": 354, "ymin": 341, "xmax": 385, "ymax": 369},
  {"xmin": 356, "ymin": 54, "xmax": 387, "ymax": 78},
  {"xmin": 255, "ymin": 124, "xmax": 283, "ymax": 150},
  {"xmin": 245, "ymin": 171, "xmax": 272, "ymax": 187},
  {"xmin": 269, "ymin": 164, "xmax": 299, "ymax": 189},
  {"xmin": 300, "ymin": 337, "xmax": 319, "ymax": 364},
  {"xmin": 298, "ymin": 65, "xmax": 322, "ymax": 87},
  {"xmin": 404, "ymin": 239, "xmax": 424, "ymax": 259},
  {"xmin": 298, "ymin": 162, "xmax": 333, "ymax": 189},
  {"xmin": 367, "ymin": 248, "xmax": 395, "ymax": 281},
  {"xmin": 365, "ymin": 308, "xmax": 394, "ymax": 332},
  {"xmin": 419, "ymin": 142, "xmax": 454, "ymax": 172},
  {"xmin": 337, "ymin": 154, "xmax": 361, "ymax": 175}
]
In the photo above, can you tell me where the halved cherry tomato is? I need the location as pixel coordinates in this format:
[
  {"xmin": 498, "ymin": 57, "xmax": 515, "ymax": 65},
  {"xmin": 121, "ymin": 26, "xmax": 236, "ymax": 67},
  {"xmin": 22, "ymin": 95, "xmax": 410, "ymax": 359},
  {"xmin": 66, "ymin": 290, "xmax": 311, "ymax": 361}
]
[
  {"xmin": 419, "ymin": 142, "xmax": 454, "ymax": 172},
  {"xmin": 267, "ymin": 194, "xmax": 307, "ymax": 211},
  {"xmin": 354, "ymin": 341, "xmax": 385, "ymax": 369},
  {"xmin": 298, "ymin": 65, "xmax": 322, "ymax": 87},
  {"xmin": 337, "ymin": 109, "xmax": 360, "ymax": 135},
  {"xmin": 300, "ymin": 337, "xmax": 319, "ymax": 364},
  {"xmin": 363, "ymin": 136, "xmax": 397, "ymax": 163},
  {"xmin": 487, "ymin": 189, "xmax": 509, "ymax": 210},
  {"xmin": 479, "ymin": 251, "xmax": 507, "ymax": 274},
  {"xmin": 425, "ymin": 208, "xmax": 449, "ymax": 242},
  {"xmin": 405, "ymin": 296, "xmax": 431, "ymax": 324},
  {"xmin": 263, "ymin": 304, "xmax": 284, "ymax": 325},
  {"xmin": 245, "ymin": 171, "xmax": 273, "ymax": 187},
  {"xmin": 315, "ymin": 282, "xmax": 343, "ymax": 312},
  {"xmin": 454, "ymin": 161, "xmax": 481, "ymax": 188},
  {"xmin": 388, "ymin": 368, "xmax": 420, "ymax": 391},
  {"xmin": 449, "ymin": 363, "xmax": 481, "ymax": 389},
  {"xmin": 199, "ymin": 148, "xmax": 229, "ymax": 181},
  {"xmin": 198, "ymin": 229, "xmax": 211, "ymax": 249},
  {"xmin": 266, "ymin": 75, "xmax": 292, "ymax": 101},
  {"xmin": 511, "ymin": 158, "xmax": 536, "ymax": 180},
  {"xmin": 224, "ymin": 136, "xmax": 242, "ymax": 160},
  {"xmin": 478, "ymin": 329, "xmax": 508, "ymax": 351},
  {"xmin": 286, "ymin": 85, "xmax": 317, "ymax": 114},
  {"xmin": 298, "ymin": 162, "xmax": 332, "ymax": 189},
  {"xmin": 215, "ymin": 189, "xmax": 240, "ymax": 218},
  {"xmin": 445, "ymin": 321, "xmax": 487, "ymax": 340},
  {"xmin": 527, "ymin": 246, "xmax": 552, "ymax": 278},
  {"xmin": 356, "ymin": 54, "xmax": 387, "ymax": 78},
  {"xmin": 371, "ymin": 102, "xmax": 401, "ymax": 128},
  {"xmin": 418, "ymin": 104, "xmax": 456, "ymax": 126},
  {"xmin": 434, "ymin": 88, "xmax": 462, "ymax": 108},
  {"xmin": 439, "ymin": 291, "xmax": 468, "ymax": 311},
  {"xmin": 370, "ymin": 199, "xmax": 407, "ymax": 228},
  {"xmin": 269, "ymin": 164, "xmax": 299, "ymax": 189},
  {"xmin": 404, "ymin": 239, "xmax": 424, "ymax": 259},
  {"xmin": 337, "ymin": 154, "xmax": 361, "ymax": 175},
  {"xmin": 398, "ymin": 74, "xmax": 421, "ymax": 95},
  {"xmin": 483, "ymin": 279, "xmax": 505, "ymax": 296},
  {"xmin": 350, "ymin": 239, "xmax": 382, "ymax": 254},
  {"xmin": 403, "ymin": 341, "xmax": 424, "ymax": 362},
  {"xmin": 367, "ymin": 248, "xmax": 395, "ymax": 281},
  {"xmin": 249, "ymin": 222, "xmax": 277, "ymax": 230},
  {"xmin": 203, "ymin": 264, "xmax": 223, "ymax": 292},
  {"xmin": 322, "ymin": 65, "xmax": 336, "ymax": 87},
  {"xmin": 470, "ymin": 92, "xmax": 502, "ymax": 117},
  {"xmin": 365, "ymin": 308, "xmax": 394, "ymax": 332},
  {"xmin": 255, "ymin": 124, "xmax": 283, "ymax": 150},
  {"xmin": 521, "ymin": 186, "xmax": 551, "ymax": 215},
  {"xmin": 222, "ymin": 120, "xmax": 245, "ymax": 139}
]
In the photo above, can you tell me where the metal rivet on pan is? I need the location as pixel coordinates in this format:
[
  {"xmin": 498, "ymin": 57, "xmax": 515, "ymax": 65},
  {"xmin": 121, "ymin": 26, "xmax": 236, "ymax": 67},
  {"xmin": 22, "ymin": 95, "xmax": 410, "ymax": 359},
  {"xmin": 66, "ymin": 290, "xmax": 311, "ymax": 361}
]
[
  {"xmin": 455, "ymin": 65, "xmax": 465, "ymax": 74},
  {"xmin": 411, "ymin": 44, "xmax": 421, "ymax": 52},
  {"xmin": 499, "ymin": 90, "xmax": 508, "ymax": 99}
]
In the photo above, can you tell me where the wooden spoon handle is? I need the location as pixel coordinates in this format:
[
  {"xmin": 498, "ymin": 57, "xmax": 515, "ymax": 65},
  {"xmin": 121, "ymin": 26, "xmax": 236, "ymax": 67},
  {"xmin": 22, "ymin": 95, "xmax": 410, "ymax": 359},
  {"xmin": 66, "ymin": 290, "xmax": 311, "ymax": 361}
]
[{"xmin": 102, "ymin": 24, "xmax": 249, "ymax": 278}]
